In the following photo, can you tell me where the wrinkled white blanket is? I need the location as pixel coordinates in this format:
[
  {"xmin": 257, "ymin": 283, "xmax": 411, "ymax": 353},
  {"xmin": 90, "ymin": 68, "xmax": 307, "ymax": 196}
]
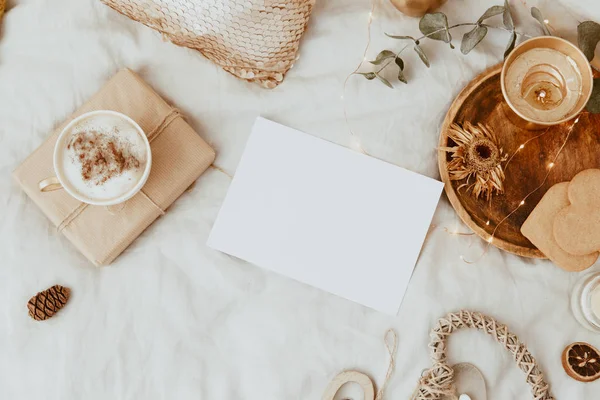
[{"xmin": 1, "ymin": 0, "xmax": 600, "ymax": 399}]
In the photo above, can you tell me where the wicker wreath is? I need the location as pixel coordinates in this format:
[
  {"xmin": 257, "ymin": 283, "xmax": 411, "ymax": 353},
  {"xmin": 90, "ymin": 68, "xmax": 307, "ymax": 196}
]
[{"xmin": 414, "ymin": 310, "xmax": 554, "ymax": 400}]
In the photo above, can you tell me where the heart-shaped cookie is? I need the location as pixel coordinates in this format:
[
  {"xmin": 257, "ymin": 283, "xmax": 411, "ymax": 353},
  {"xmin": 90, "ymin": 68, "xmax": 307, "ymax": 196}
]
[
  {"xmin": 554, "ymin": 169, "xmax": 600, "ymax": 256},
  {"xmin": 522, "ymin": 182, "xmax": 598, "ymax": 271}
]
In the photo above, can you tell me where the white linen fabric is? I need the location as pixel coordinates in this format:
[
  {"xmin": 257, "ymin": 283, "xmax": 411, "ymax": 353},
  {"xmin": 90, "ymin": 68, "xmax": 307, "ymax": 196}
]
[{"xmin": 1, "ymin": 0, "xmax": 599, "ymax": 399}]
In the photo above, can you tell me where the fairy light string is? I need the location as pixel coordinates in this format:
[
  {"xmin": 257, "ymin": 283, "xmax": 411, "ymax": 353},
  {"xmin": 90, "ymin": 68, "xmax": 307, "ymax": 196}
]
[
  {"xmin": 342, "ymin": 0, "xmax": 376, "ymax": 154},
  {"xmin": 451, "ymin": 127, "xmax": 553, "ymax": 237},
  {"xmin": 459, "ymin": 114, "xmax": 583, "ymax": 263},
  {"xmin": 342, "ymin": 4, "xmax": 581, "ymax": 263}
]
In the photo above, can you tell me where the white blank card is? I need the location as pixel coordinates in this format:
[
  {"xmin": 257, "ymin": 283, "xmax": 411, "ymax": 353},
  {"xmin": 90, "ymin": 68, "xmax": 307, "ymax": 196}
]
[{"xmin": 207, "ymin": 118, "xmax": 442, "ymax": 315}]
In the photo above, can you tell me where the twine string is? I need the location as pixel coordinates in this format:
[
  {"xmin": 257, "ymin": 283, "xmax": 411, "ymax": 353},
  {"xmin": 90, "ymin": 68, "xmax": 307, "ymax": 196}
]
[
  {"xmin": 375, "ymin": 329, "xmax": 398, "ymax": 400},
  {"xmin": 210, "ymin": 164, "xmax": 233, "ymax": 179}
]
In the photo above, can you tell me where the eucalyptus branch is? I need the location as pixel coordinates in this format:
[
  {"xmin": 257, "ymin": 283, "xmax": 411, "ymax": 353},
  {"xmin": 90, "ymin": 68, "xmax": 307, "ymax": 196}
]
[
  {"xmin": 359, "ymin": 2, "xmax": 600, "ymax": 114},
  {"xmin": 375, "ymin": 44, "xmax": 410, "ymax": 74},
  {"xmin": 480, "ymin": 24, "xmax": 532, "ymax": 38},
  {"xmin": 359, "ymin": 2, "xmax": 532, "ymax": 88},
  {"xmin": 361, "ymin": 20, "xmax": 522, "ymax": 83},
  {"xmin": 388, "ymin": 23, "xmax": 531, "ymax": 43}
]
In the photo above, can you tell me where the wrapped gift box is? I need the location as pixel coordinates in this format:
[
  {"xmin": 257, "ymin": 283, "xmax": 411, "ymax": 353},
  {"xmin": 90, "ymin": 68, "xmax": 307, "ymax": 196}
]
[{"xmin": 13, "ymin": 69, "xmax": 215, "ymax": 266}]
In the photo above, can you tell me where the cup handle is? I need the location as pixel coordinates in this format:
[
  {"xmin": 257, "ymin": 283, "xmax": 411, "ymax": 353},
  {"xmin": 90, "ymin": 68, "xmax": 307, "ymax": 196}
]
[{"xmin": 39, "ymin": 176, "xmax": 63, "ymax": 192}]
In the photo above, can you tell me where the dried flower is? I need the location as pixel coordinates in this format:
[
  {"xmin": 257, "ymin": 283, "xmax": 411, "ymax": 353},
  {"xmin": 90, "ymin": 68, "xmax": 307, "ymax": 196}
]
[{"xmin": 442, "ymin": 122, "xmax": 507, "ymax": 201}]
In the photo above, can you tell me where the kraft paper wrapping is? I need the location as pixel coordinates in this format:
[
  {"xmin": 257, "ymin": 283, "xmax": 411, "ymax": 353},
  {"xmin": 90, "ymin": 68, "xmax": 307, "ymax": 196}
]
[{"xmin": 13, "ymin": 69, "xmax": 216, "ymax": 266}]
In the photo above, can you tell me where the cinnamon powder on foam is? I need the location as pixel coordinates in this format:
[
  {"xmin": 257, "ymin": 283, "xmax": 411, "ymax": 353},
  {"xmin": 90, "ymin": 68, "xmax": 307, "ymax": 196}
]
[{"xmin": 67, "ymin": 130, "xmax": 142, "ymax": 186}]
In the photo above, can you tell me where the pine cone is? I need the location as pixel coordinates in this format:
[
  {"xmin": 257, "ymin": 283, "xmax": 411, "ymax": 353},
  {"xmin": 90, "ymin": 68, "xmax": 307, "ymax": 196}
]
[{"xmin": 27, "ymin": 285, "xmax": 71, "ymax": 321}]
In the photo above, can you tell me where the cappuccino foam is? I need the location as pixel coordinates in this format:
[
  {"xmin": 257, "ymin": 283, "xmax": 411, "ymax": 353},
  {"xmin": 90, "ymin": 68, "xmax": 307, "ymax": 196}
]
[{"xmin": 57, "ymin": 114, "xmax": 147, "ymax": 202}]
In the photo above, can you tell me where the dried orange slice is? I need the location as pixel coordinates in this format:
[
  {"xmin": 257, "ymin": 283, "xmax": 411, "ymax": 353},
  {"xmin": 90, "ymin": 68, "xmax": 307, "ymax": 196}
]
[{"xmin": 562, "ymin": 342, "xmax": 600, "ymax": 382}]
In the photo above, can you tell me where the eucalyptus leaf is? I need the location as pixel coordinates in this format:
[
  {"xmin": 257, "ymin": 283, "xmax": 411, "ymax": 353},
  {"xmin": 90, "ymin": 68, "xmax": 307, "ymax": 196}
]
[
  {"xmin": 385, "ymin": 34, "xmax": 417, "ymax": 42},
  {"xmin": 503, "ymin": 0, "xmax": 514, "ymax": 30},
  {"xmin": 358, "ymin": 72, "xmax": 376, "ymax": 80},
  {"xmin": 394, "ymin": 56, "xmax": 405, "ymax": 70},
  {"xmin": 586, "ymin": 78, "xmax": 600, "ymax": 114},
  {"xmin": 370, "ymin": 50, "xmax": 395, "ymax": 65},
  {"xmin": 504, "ymin": 30, "xmax": 517, "ymax": 58},
  {"xmin": 397, "ymin": 69, "xmax": 408, "ymax": 84},
  {"xmin": 578, "ymin": 21, "xmax": 600, "ymax": 61},
  {"xmin": 531, "ymin": 7, "xmax": 551, "ymax": 35},
  {"xmin": 419, "ymin": 12, "xmax": 452, "ymax": 43},
  {"xmin": 414, "ymin": 44, "xmax": 430, "ymax": 67},
  {"xmin": 376, "ymin": 74, "xmax": 394, "ymax": 88},
  {"xmin": 478, "ymin": 5, "xmax": 505, "ymax": 23},
  {"xmin": 461, "ymin": 25, "xmax": 488, "ymax": 55},
  {"xmin": 394, "ymin": 56, "xmax": 408, "ymax": 83}
]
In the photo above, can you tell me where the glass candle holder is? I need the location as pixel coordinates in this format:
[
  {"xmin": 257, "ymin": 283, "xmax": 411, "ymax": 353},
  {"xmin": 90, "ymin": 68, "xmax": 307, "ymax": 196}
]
[
  {"xmin": 501, "ymin": 36, "xmax": 593, "ymax": 127},
  {"xmin": 571, "ymin": 272, "xmax": 600, "ymax": 333}
]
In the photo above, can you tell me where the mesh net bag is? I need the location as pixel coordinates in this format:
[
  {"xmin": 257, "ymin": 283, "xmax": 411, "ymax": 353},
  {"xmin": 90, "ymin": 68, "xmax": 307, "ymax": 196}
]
[{"xmin": 101, "ymin": 0, "xmax": 315, "ymax": 88}]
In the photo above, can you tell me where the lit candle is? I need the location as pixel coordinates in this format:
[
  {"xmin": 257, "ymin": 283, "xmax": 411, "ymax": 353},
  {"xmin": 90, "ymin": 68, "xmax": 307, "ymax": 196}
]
[{"xmin": 501, "ymin": 37, "xmax": 593, "ymax": 126}]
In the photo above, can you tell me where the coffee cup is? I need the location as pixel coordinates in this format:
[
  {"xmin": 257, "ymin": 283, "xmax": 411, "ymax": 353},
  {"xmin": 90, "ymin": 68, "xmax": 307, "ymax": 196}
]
[{"xmin": 39, "ymin": 110, "xmax": 152, "ymax": 206}]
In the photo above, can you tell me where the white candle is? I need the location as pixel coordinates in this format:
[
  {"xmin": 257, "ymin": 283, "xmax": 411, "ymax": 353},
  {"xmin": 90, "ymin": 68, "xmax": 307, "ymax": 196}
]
[
  {"xmin": 501, "ymin": 37, "xmax": 593, "ymax": 126},
  {"xmin": 572, "ymin": 273, "xmax": 600, "ymax": 333},
  {"xmin": 504, "ymin": 48, "xmax": 583, "ymax": 123},
  {"xmin": 590, "ymin": 285, "xmax": 600, "ymax": 321}
]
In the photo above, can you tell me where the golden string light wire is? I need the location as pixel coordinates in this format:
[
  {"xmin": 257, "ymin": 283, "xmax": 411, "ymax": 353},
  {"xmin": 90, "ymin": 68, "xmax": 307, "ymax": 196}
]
[
  {"xmin": 341, "ymin": 3, "xmax": 581, "ymax": 263},
  {"xmin": 448, "ymin": 128, "xmax": 551, "ymax": 237},
  {"xmin": 445, "ymin": 127, "xmax": 552, "ymax": 235},
  {"xmin": 443, "ymin": 227, "xmax": 475, "ymax": 236},
  {"xmin": 341, "ymin": 0, "xmax": 376, "ymax": 154},
  {"xmin": 459, "ymin": 114, "xmax": 583, "ymax": 263}
]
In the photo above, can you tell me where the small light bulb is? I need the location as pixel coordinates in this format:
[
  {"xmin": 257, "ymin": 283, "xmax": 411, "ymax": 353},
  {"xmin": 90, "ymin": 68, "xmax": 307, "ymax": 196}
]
[
  {"xmin": 519, "ymin": 144, "xmax": 525, "ymax": 150},
  {"xmin": 363, "ymin": 57, "xmax": 367, "ymax": 61},
  {"xmin": 543, "ymin": 19, "xmax": 549, "ymax": 24},
  {"xmin": 351, "ymin": 137, "xmax": 364, "ymax": 152},
  {"xmin": 575, "ymin": 116, "xmax": 581, "ymax": 124},
  {"xmin": 459, "ymin": 255, "xmax": 465, "ymax": 260},
  {"xmin": 487, "ymin": 237, "xmax": 493, "ymax": 243},
  {"xmin": 548, "ymin": 162, "xmax": 555, "ymax": 169},
  {"xmin": 520, "ymin": 200, "xmax": 525, "ymax": 206},
  {"xmin": 486, "ymin": 220, "xmax": 490, "ymax": 226}
]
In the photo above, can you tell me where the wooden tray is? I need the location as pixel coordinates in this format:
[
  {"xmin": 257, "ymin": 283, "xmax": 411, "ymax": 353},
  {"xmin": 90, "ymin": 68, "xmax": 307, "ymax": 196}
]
[{"xmin": 438, "ymin": 63, "xmax": 600, "ymax": 258}]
